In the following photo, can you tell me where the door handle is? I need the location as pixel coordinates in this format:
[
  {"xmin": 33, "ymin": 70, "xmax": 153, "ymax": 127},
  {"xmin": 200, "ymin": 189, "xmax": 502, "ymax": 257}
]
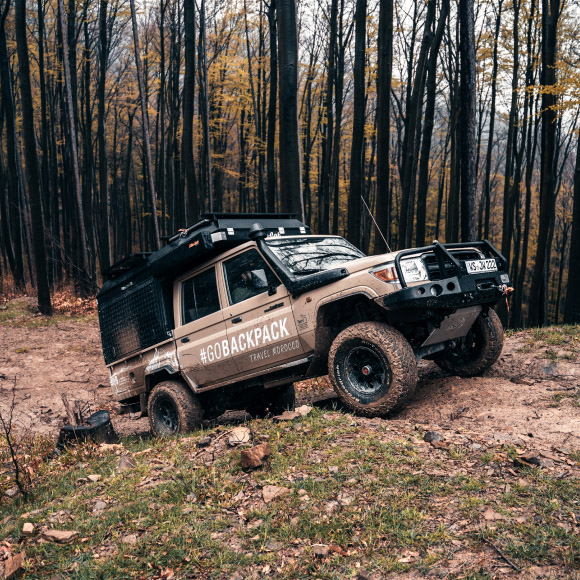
[
  {"xmin": 232, "ymin": 316, "xmax": 242, "ymax": 324},
  {"xmin": 181, "ymin": 337, "xmax": 190, "ymax": 343}
]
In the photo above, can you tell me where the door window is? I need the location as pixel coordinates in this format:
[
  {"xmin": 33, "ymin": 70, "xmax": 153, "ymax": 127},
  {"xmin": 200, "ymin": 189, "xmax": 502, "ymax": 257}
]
[
  {"xmin": 181, "ymin": 267, "xmax": 220, "ymax": 325},
  {"xmin": 223, "ymin": 249, "xmax": 280, "ymax": 305}
]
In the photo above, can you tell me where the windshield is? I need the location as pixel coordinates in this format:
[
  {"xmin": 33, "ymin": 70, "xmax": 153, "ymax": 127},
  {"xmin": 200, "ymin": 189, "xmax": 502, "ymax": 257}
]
[{"xmin": 265, "ymin": 237, "xmax": 365, "ymax": 275}]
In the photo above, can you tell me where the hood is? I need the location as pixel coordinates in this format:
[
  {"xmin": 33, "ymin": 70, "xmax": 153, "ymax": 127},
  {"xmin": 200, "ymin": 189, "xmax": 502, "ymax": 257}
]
[{"xmin": 343, "ymin": 253, "xmax": 399, "ymax": 274}]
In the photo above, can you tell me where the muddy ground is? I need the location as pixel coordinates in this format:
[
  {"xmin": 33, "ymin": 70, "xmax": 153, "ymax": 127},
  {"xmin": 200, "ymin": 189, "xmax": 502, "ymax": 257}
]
[{"xmin": 1, "ymin": 313, "xmax": 579, "ymax": 456}]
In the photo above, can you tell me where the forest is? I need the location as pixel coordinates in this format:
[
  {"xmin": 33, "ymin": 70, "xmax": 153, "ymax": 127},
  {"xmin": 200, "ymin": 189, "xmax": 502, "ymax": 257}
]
[{"xmin": 0, "ymin": 0, "xmax": 579, "ymax": 328}]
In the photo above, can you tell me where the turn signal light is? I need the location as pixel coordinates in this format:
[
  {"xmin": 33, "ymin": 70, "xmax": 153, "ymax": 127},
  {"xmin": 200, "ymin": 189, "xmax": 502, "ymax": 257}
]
[{"xmin": 370, "ymin": 265, "xmax": 399, "ymax": 283}]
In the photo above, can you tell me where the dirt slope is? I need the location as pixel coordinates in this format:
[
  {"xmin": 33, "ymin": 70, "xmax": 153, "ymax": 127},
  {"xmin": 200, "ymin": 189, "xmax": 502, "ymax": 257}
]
[{"xmin": 1, "ymin": 309, "xmax": 579, "ymax": 455}]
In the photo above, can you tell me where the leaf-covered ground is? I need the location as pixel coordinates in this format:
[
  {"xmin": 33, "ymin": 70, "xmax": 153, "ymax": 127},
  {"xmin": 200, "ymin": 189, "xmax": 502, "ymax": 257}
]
[{"xmin": 1, "ymin": 408, "xmax": 580, "ymax": 579}]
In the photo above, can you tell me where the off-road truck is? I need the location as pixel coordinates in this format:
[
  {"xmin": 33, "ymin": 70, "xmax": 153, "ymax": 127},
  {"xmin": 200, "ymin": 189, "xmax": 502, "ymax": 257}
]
[{"xmin": 97, "ymin": 213, "xmax": 509, "ymax": 436}]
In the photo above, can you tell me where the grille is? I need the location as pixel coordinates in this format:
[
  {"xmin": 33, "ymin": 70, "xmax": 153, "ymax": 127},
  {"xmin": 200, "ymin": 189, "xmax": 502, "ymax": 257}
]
[{"xmin": 422, "ymin": 249, "xmax": 483, "ymax": 280}]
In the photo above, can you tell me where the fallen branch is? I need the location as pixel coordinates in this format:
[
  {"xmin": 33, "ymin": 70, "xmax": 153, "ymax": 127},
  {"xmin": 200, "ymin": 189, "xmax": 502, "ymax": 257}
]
[
  {"xmin": 56, "ymin": 379, "xmax": 90, "ymax": 384},
  {"xmin": 483, "ymin": 538, "xmax": 521, "ymax": 573}
]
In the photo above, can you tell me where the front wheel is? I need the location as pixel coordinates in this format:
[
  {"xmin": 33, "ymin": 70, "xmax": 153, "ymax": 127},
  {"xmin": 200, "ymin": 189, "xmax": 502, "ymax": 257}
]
[
  {"xmin": 328, "ymin": 322, "xmax": 418, "ymax": 417},
  {"xmin": 434, "ymin": 309, "xmax": 503, "ymax": 377},
  {"xmin": 148, "ymin": 381, "xmax": 203, "ymax": 437}
]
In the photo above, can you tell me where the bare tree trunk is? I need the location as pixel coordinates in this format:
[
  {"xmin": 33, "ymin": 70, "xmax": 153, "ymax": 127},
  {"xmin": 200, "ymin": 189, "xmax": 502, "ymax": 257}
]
[
  {"xmin": 416, "ymin": 0, "xmax": 449, "ymax": 247},
  {"xmin": 374, "ymin": 0, "xmax": 393, "ymax": 253},
  {"xmin": 266, "ymin": 0, "xmax": 278, "ymax": 212},
  {"xmin": 182, "ymin": 0, "xmax": 198, "ymax": 223},
  {"xmin": 564, "ymin": 128, "xmax": 580, "ymax": 323},
  {"xmin": 459, "ymin": 0, "xmax": 476, "ymax": 241},
  {"xmin": 97, "ymin": 0, "xmax": 111, "ymax": 274},
  {"xmin": 529, "ymin": 0, "xmax": 559, "ymax": 326},
  {"xmin": 15, "ymin": 0, "xmax": 52, "ymax": 313},
  {"xmin": 347, "ymin": 0, "xmax": 367, "ymax": 248},
  {"xmin": 197, "ymin": 0, "xmax": 212, "ymax": 211},
  {"xmin": 277, "ymin": 0, "xmax": 303, "ymax": 218},
  {"xmin": 130, "ymin": 0, "xmax": 161, "ymax": 249}
]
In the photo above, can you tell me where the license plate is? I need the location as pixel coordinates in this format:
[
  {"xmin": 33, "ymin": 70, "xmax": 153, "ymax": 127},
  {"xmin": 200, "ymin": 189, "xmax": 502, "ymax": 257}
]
[{"xmin": 466, "ymin": 259, "xmax": 497, "ymax": 274}]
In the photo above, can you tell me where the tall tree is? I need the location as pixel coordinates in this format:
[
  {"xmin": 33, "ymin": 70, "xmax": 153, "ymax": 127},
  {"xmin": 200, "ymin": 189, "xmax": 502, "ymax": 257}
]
[
  {"xmin": 182, "ymin": 0, "xmax": 198, "ymax": 223},
  {"xmin": 563, "ymin": 127, "xmax": 580, "ymax": 323},
  {"xmin": 346, "ymin": 0, "xmax": 366, "ymax": 247},
  {"xmin": 374, "ymin": 0, "xmax": 393, "ymax": 253},
  {"xmin": 14, "ymin": 0, "xmax": 52, "ymax": 313},
  {"xmin": 529, "ymin": 0, "xmax": 559, "ymax": 326},
  {"xmin": 130, "ymin": 0, "xmax": 161, "ymax": 249},
  {"xmin": 265, "ymin": 0, "xmax": 278, "ymax": 211},
  {"xmin": 277, "ymin": 0, "xmax": 303, "ymax": 219},
  {"xmin": 97, "ymin": 0, "xmax": 111, "ymax": 273},
  {"xmin": 459, "ymin": 0, "xmax": 476, "ymax": 241}
]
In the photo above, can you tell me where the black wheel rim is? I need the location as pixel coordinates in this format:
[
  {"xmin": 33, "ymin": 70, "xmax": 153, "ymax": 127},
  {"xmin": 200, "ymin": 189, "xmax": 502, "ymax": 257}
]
[
  {"xmin": 446, "ymin": 327, "xmax": 480, "ymax": 364},
  {"xmin": 344, "ymin": 346, "xmax": 389, "ymax": 397},
  {"xmin": 155, "ymin": 395, "xmax": 179, "ymax": 435}
]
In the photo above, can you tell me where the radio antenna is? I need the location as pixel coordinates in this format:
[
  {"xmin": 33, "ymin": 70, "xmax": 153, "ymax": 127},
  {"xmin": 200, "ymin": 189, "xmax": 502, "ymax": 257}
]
[{"xmin": 361, "ymin": 195, "xmax": 391, "ymax": 253}]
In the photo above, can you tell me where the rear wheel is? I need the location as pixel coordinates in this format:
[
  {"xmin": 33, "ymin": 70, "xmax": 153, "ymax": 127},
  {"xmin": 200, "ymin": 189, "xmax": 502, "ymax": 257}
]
[
  {"xmin": 434, "ymin": 309, "xmax": 503, "ymax": 377},
  {"xmin": 148, "ymin": 381, "xmax": 203, "ymax": 437},
  {"xmin": 328, "ymin": 322, "xmax": 418, "ymax": 417}
]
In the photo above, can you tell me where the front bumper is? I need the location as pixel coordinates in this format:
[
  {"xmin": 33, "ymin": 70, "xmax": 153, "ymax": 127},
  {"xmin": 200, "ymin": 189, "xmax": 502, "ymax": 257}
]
[{"xmin": 382, "ymin": 240, "xmax": 509, "ymax": 311}]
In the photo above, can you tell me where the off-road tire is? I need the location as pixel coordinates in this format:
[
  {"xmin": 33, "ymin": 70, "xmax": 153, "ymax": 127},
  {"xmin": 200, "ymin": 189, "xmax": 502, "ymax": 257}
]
[
  {"xmin": 434, "ymin": 309, "xmax": 503, "ymax": 377},
  {"xmin": 148, "ymin": 381, "xmax": 203, "ymax": 437},
  {"xmin": 328, "ymin": 322, "xmax": 418, "ymax": 417},
  {"xmin": 249, "ymin": 384, "xmax": 295, "ymax": 417}
]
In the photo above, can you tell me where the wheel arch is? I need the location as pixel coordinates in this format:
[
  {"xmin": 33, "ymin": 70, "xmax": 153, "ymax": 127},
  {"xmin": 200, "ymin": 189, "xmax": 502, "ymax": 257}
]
[{"xmin": 307, "ymin": 293, "xmax": 389, "ymax": 376}]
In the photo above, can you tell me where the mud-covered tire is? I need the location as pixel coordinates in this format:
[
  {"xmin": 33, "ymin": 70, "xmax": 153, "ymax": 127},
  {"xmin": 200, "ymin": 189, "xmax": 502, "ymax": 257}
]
[
  {"xmin": 148, "ymin": 381, "xmax": 203, "ymax": 437},
  {"xmin": 249, "ymin": 384, "xmax": 295, "ymax": 417},
  {"xmin": 328, "ymin": 322, "xmax": 418, "ymax": 417},
  {"xmin": 434, "ymin": 309, "xmax": 504, "ymax": 377}
]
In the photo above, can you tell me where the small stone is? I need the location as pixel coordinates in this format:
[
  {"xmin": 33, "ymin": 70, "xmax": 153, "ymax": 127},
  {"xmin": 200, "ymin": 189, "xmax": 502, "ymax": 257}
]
[
  {"xmin": 262, "ymin": 485, "xmax": 290, "ymax": 503},
  {"xmin": 312, "ymin": 543, "xmax": 329, "ymax": 558},
  {"xmin": 325, "ymin": 501, "xmax": 339, "ymax": 514},
  {"xmin": 290, "ymin": 517, "xmax": 299, "ymax": 526},
  {"xmin": 358, "ymin": 570, "xmax": 383, "ymax": 580},
  {"xmin": 5, "ymin": 486, "xmax": 19, "ymax": 498},
  {"xmin": 241, "ymin": 443, "xmax": 271, "ymax": 470},
  {"xmin": 3, "ymin": 551, "xmax": 25, "ymax": 579},
  {"xmin": 273, "ymin": 410, "xmax": 301, "ymax": 422},
  {"xmin": 22, "ymin": 522, "xmax": 34, "ymax": 536},
  {"xmin": 295, "ymin": 405, "xmax": 312, "ymax": 417},
  {"xmin": 514, "ymin": 456, "xmax": 554, "ymax": 469},
  {"xmin": 121, "ymin": 533, "xmax": 138, "ymax": 545},
  {"xmin": 228, "ymin": 426, "xmax": 251, "ymax": 447},
  {"xmin": 93, "ymin": 501, "xmax": 107, "ymax": 512},
  {"xmin": 471, "ymin": 443, "xmax": 482, "ymax": 450},
  {"xmin": 337, "ymin": 491, "xmax": 353, "ymax": 506},
  {"xmin": 328, "ymin": 466, "xmax": 339, "ymax": 474},
  {"xmin": 424, "ymin": 431, "xmax": 445, "ymax": 443},
  {"xmin": 264, "ymin": 538, "xmax": 282, "ymax": 551},
  {"xmin": 117, "ymin": 454, "xmax": 136, "ymax": 473},
  {"xmin": 483, "ymin": 508, "xmax": 505, "ymax": 521},
  {"xmin": 42, "ymin": 529, "xmax": 79, "ymax": 544},
  {"xmin": 87, "ymin": 474, "xmax": 101, "ymax": 483},
  {"xmin": 196, "ymin": 436, "xmax": 212, "ymax": 448}
]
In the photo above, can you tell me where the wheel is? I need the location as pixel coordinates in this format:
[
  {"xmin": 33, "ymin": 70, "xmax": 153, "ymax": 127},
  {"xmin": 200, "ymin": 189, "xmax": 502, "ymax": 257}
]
[
  {"xmin": 148, "ymin": 381, "xmax": 203, "ymax": 437},
  {"xmin": 328, "ymin": 322, "xmax": 418, "ymax": 417},
  {"xmin": 248, "ymin": 384, "xmax": 295, "ymax": 417},
  {"xmin": 434, "ymin": 309, "xmax": 503, "ymax": 377}
]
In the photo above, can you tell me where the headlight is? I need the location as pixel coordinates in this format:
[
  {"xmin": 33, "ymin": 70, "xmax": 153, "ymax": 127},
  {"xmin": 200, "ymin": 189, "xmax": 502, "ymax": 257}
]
[
  {"xmin": 400, "ymin": 258, "xmax": 428, "ymax": 283},
  {"xmin": 370, "ymin": 258, "xmax": 429, "ymax": 284}
]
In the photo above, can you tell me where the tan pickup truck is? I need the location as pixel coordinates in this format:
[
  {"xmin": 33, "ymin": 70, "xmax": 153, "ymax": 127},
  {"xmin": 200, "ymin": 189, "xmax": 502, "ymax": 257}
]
[{"xmin": 97, "ymin": 214, "xmax": 508, "ymax": 436}]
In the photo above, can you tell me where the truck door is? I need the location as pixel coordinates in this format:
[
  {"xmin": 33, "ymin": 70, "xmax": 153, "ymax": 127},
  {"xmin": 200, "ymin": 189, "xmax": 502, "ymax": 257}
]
[
  {"xmin": 221, "ymin": 248, "xmax": 305, "ymax": 375},
  {"xmin": 173, "ymin": 266, "xmax": 232, "ymax": 387}
]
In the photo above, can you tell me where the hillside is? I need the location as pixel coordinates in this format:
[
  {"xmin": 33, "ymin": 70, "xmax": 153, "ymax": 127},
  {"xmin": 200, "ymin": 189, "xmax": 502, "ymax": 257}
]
[{"xmin": 0, "ymin": 298, "xmax": 579, "ymax": 578}]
